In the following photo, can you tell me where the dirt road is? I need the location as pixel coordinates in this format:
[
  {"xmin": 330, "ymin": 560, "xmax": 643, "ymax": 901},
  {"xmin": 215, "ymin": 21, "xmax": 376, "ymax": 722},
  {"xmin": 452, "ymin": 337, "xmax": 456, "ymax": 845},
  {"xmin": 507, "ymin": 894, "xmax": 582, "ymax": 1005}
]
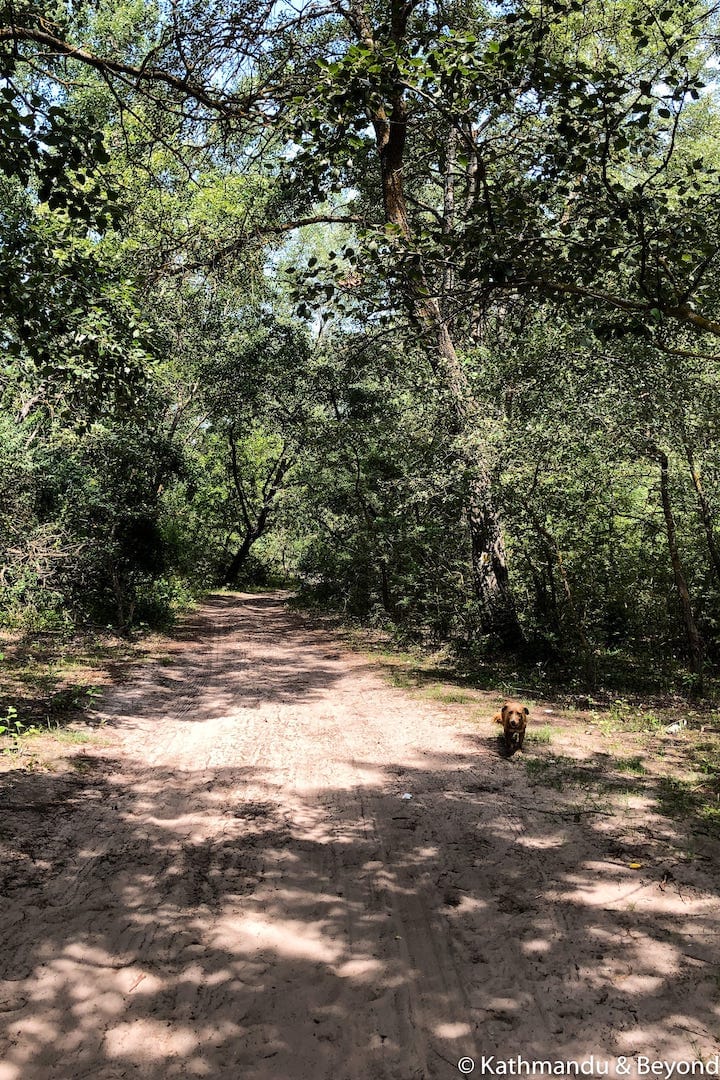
[{"xmin": 1, "ymin": 593, "xmax": 719, "ymax": 1079}]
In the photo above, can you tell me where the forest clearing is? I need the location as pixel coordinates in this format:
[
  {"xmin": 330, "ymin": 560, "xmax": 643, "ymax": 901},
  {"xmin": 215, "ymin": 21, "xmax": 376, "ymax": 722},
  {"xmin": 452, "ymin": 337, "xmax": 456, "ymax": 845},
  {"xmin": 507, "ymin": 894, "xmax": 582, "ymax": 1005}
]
[{"xmin": 1, "ymin": 593, "xmax": 720, "ymax": 1079}]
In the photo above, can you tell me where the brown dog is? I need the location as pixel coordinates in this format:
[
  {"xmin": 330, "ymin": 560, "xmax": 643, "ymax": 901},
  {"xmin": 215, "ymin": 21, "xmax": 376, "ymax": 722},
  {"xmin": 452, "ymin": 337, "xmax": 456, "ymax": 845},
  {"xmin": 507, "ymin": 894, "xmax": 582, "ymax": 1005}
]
[{"xmin": 494, "ymin": 700, "xmax": 529, "ymax": 754}]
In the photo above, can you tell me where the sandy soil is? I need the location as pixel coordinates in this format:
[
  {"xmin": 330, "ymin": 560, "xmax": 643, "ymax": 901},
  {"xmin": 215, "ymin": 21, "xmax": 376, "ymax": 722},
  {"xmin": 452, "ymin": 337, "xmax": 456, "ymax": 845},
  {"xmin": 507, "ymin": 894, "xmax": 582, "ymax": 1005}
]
[{"xmin": 1, "ymin": 592, "xmax": 719, "ymax": 1080}]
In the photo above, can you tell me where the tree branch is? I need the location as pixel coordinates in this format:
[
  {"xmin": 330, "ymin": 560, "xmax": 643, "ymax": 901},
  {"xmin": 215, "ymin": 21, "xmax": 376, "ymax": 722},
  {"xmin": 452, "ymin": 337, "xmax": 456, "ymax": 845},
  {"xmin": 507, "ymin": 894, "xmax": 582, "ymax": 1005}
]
[
  {"xmin": 528, "ymin": 279, "xmax": 720, "ymax": 339},
  {"xmin": 161, "ymin": 214, "xmax": 370, "ymax": 275},
  {"xmin": 0, "ymin": 24, "xmax": 265, "ymax": 119}
]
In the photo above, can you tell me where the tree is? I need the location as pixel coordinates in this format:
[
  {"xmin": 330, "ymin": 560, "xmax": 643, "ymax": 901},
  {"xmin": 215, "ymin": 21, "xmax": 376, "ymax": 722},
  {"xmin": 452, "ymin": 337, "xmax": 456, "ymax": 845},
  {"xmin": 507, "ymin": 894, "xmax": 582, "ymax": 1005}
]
[
  {"xmin": 198, "ymin": 319, "xmax": 318, "ymax": 584},
  {"xmin": 3, "ymin": 0, "xmax": 720, "ymax": 679}
]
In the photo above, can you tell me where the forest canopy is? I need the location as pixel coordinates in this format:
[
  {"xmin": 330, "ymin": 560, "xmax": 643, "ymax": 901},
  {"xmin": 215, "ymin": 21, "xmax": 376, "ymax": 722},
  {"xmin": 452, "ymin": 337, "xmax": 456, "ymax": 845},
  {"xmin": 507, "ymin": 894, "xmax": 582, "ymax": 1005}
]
[{"xmin": 2, "ymin": 0, "xmax": 720, "ymax": 692}]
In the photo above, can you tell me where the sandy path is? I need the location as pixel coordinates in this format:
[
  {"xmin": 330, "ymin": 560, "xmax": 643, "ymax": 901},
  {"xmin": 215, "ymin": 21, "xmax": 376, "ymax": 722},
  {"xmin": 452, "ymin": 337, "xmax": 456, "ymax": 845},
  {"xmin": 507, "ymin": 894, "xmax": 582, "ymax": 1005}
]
[{"xmin": 1, "ymin": 593, "xmax": 719, "ymax": 1079}]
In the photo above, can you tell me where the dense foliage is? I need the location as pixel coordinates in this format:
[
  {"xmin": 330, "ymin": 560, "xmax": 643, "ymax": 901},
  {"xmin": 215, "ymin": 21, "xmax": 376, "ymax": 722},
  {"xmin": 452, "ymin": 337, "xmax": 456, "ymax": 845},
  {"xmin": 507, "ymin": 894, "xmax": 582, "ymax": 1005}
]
[{"xmin": 1, "ymin": 0, "xmax": 720, "ymax": 691}]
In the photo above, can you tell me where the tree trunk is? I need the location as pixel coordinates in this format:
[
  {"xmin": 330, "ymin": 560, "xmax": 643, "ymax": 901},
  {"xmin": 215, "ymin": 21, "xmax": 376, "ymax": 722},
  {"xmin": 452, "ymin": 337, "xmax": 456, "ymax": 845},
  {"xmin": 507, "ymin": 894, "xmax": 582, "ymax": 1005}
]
[
  {"xmin": 682, "ymin": 435, "xmax": 720, "ymax": 583},
  {"xmin": 441, "ymin": 127, "xmax": 457, "ymax": 309},
  {"xmin": 528, "ymin": 511, "xmax": 595, "ymax": 683},
  {"xmin": 224, "ymin": 529, "xmax": 256, "ymax": 585},
  {"xmin": 379, "ymin": 560, "xmax": 396, "ymax": 618},
  {"xmin": 657, "ymin": 449, "xmax": 704, "ymax": 691},
  {"xmin": 356, "ymin": 11, "xmax": 523, "ymax": 647},
  {"xmin": 224, "ymin": 501, "xmax": 273, "ymax": 585},
  {"xmin": 466, "ymin": 473, "xmax": 523, "ymax": 647},
  {"xmin": 225, "ymin": 438, "xmax": 291, "ymax": 585}
]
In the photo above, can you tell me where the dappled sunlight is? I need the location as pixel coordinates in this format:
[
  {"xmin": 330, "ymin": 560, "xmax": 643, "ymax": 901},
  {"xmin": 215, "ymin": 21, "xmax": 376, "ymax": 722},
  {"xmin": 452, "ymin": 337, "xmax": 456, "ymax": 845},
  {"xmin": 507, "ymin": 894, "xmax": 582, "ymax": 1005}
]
[
  {"xmin": 93, "ymin": 595, "xmax": 356, "ymax": 738},
  {"xmin": 3, "ymin": 741, "xmax": 720, "ymax": 1076},
  {"xmin": 333, "ymin": 957, "xmax": 391, "ymax": 982},
  {"xmin": 485, "ymin": 997, "xmax": 523, "ymax": 1014},
  {"xmin": 105, "ymin": 1022, "xmax": 202, "ymax": 1059},
  {"xmin": 3, "ymin": 596, "xmax": 720, "ymax": 1078},
  {"xmin": 434, "ymin": 1021, "xmax": 474, "ymax": 1039},
  {"xmin": 521, "ymin": 938, "xmax": 552, "ymax": 956},
  {"xmin": 225, "ymin": 914, "xmax": 345, "ymax": 964},
  {"xmin": 516, "ymin": 835, "xmax": 567, "ymax": 850}
]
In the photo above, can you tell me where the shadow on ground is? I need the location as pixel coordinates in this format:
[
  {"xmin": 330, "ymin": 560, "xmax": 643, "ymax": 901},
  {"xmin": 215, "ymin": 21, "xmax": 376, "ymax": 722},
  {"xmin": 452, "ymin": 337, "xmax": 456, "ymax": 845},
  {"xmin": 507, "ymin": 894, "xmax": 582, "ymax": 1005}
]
[
  {"xmin": 1, "ymin": 593, "xmax": 719, "ymax": 1079},
  {"xmin": 2, "ymin": 748, "xmax": 720, "ymax": 1079}
]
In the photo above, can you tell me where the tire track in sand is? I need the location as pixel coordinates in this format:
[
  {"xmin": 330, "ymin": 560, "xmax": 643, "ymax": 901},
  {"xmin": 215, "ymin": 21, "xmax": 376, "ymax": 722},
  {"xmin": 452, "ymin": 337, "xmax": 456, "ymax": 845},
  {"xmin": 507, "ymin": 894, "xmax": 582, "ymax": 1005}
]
[{"xmin": 2, "ymin": 592, "xmax": 720, "ymax": 1080}]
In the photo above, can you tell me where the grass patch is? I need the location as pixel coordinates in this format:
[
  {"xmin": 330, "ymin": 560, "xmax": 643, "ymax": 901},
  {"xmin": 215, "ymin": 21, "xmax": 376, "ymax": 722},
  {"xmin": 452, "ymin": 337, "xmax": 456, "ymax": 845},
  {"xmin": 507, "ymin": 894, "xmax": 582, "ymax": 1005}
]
[
  {"xmin": 653, "ymin": 733, "xmax": 720, "ymax": 830},
  {"xmin": 526, "ymin": 724, "xmax": 554, "ymax": 745},
  {"xmin": 614, "ymin": 755, "xmax": 647, "ymax": 775},
  {"xmin": 46, "ymin": 729, "xmax": 93, "ymax": 745},
  {"xmin": 421, "ymin": 684, "xmax": 478, "ymax": 705},
  {"xmin": 0, "ymin": 622, "xmax": 152, "ymax": 751},
  {"xmin": 370, "ymin": 647, "xmax": 418, "ymax": 667},
  {"xmin": 524, "ymin": 752, "xmax": 629, "ymax": 793},
  {"xmin": 524, "ymin": 758, "xmax": 555, "ymax": 779},
  {"xmin": 656, "ymin": 776, "xmax": 701, "ymax": 818},
  {"xmin": 344, "ymin": 613, "xmax": 720, "ymax": 837},
  {"xmin": 48, "ymin": 684, "xmax": 103, "ymax": 714},
  {"xmin": 523, "ymin": 755, "xmax": 579, "ymax": 790},
  {"xmin": 593, "ymin": 700, "xmax": 667, "ymax": 735},
  {"xmin": 693, "ymin": 745, "xmax": 720, "ymax": 777},
  {"xmin": 372, "ymin": 650, "xmax": 484, "ymax": 705},
  {"xmin": 70, "ymin": 753, "xmax": 102, "ymax": 773},
  {"xmin": 387, "ymin": 669, "xmax": 419, "ymax": 690},
  {"xmin": 523, "ymin": 737, "xmax": 720, "ymax": 834}
]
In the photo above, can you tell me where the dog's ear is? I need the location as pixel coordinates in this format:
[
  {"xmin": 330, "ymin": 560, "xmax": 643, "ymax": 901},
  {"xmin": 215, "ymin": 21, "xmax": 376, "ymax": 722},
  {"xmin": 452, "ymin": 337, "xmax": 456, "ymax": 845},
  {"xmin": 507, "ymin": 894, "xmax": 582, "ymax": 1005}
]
[
  {"xmin": 501, "ymin": 704, "xmax": 509, "ymax": 719},
  {"xmin": 523, "ymin": 706, "xmax": 529, "ymax": 715}
]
